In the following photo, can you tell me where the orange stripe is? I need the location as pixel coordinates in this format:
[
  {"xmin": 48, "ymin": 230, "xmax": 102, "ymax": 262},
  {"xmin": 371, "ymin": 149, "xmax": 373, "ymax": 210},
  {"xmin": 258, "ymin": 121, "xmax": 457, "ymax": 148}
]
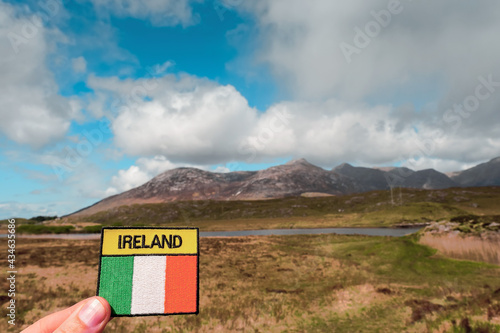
[{"xmin": 165, "ymin": 256, "xmax": 197, "ymax": 313}]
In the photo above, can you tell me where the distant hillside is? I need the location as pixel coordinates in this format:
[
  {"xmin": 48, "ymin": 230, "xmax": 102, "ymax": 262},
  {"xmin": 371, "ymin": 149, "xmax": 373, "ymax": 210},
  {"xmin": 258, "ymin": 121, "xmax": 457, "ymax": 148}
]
[
  {"xmin": 67, "ymin": 187, "xmax": 500, "ymax": 229},
  {"xmin": 333, "ymin": 164, "xmax": 458, "ymax": 191},
  {"xmin": 333, "ymin": 163, "xmax": 389, "ymax": 192},
  {"xmin": 450, "ymin": 157, "xmax": 500, "ymax": 187},
  {"xmin": 71, "ymin": 159, "xmax": 358, "ymax": 216},
  {"xmin": 70, "ymin": 156, "xmax": 500, "ymax": 217}
]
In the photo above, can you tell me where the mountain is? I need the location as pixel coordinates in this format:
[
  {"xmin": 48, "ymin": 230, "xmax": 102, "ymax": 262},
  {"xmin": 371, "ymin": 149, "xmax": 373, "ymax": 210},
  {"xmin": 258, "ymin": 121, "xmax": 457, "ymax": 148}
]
[
  {"xmin": 244, "ymin": 158, "xmax": 358, "ymax": 198},
  {"xmin": 71, "ymin": 158, "xmax": 357, "ymax": 217},
  {"xmin": 333, "ymin": 164, "xmax": 458, "ymax": 191},
  {"xmin": 333, "ymin": 163, "xmax": 389, "ymax": 192},
  {"xmin": 450, "ymin": 157, "xmax": 500, "ymax": 187},
  {"xmin": 398, "ymin": 169, "xmax": 459, "ymax": 189},
  {"xmin": 70, "ymin": 156, "xmax": 500, "ymax": 217}
]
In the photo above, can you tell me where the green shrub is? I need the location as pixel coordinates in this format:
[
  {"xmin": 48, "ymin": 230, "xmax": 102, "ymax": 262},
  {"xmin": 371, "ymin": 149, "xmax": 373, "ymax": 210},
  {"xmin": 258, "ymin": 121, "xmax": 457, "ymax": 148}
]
[
  {"xmin": 450, "ymin": 215, "xmax": 480, "ymax": 224},
  {"xmin": 29, "ymin": 215, "xmax": 58, "ymax": 222},
  {"xmin": 17, "ymin": 225, "xmax": 75, "ymax": 234},
  {"xmin": 82, "ymin": 225, "xmax": 103, "ymax": 233},
  {"xmin": 455, "ymin": 225, "xmax": 472, "ymax": 233}
]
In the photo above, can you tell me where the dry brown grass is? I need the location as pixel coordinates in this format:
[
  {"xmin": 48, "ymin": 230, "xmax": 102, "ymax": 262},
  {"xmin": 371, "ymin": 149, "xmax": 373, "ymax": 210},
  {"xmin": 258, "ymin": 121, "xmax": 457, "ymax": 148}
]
[
  {"xmin": 1, "ymin": 235, "xmax": 500, "ymax": 332},
  {"xmin": 420, "ymin": 233, "xmax": 500, "ymax": 265}
]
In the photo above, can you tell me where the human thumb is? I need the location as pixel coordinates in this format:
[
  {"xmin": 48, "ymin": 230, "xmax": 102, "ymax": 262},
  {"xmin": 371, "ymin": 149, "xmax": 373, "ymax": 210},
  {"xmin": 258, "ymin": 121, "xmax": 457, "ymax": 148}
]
[{"xmin": 54, "ymin": 297, "xmax": 111, "ymax": 333}]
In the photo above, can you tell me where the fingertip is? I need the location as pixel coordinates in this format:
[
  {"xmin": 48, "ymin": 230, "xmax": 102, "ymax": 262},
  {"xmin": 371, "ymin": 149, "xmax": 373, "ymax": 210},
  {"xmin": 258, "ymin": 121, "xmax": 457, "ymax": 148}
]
[
  {"xmin": 77, "ymin": 297, "xmax": 111, "ymax": 328},
  {"xmin": 94, "ymin": 296, "xmax": 112, "ymax": 315}
]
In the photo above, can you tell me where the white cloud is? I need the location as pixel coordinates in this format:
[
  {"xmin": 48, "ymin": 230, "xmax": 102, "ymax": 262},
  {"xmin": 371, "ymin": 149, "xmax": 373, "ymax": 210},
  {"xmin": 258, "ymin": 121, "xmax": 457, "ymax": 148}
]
[
  {"xmin": 0, "ymin": 1, "xmax": 76, "ymax": 148},
  {"xmin": 135, "ymin": 155, "xmax": 181, "ymax": 176},
  {"xmin": 228, "ymin": 0, "xmax": 500, "ymax": 167},
  {"xmin": 71, "ymin": 56, "xmax": 87, "ymax": 73},
  {"xmin": 89, "ymin": 0, "xmax": 199, "ymax": 27},
  {"xmin": 242, "ymin": 99, "xmax": 421, "ymax": 167},
  {"xmin": 88, "ymin": 73, "xmax": 259, "ymax": 164},
  {"xmin": 106, "ymin": 165, "xmax": 150, "ymax": 195},
  {"xmin": 88, "ymin": 69, "xmax": 500, "ymax": 175},
  {"xmin": 234, "ymin": 1, "xmax": 500, "ymax": 153}
]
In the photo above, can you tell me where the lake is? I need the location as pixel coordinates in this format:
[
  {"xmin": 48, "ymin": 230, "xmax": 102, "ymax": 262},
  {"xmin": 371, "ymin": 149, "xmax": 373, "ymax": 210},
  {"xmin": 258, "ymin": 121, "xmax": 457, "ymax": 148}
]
[
  {"xmin": 201, "ymin": 227, "xmax": 422, "ymax": 237},
  {"xmin": 5, "ymin": 227, "xmax": 422, "ymax": 239}
]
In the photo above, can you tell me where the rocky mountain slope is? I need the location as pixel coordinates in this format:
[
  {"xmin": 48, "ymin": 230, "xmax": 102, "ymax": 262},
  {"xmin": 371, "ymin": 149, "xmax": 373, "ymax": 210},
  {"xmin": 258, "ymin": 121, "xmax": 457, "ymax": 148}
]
[
  {"xmin": 449, "ymin": 157, "xmax": 500, "ymax": 187},
  {"xmin": 71, "ymin": 156, "xmax": 500, "ymax": 216},
  {"xmin": 333, "ymin": 164, "xmax": 459, "ymax": 191},
  {"xmin": 72, "ymin": 159, "xmax": 358, "ymax": 216}
]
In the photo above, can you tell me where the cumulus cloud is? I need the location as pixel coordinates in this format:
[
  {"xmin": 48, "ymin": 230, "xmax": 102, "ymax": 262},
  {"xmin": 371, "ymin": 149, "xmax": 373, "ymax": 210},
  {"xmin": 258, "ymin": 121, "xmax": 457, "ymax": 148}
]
[
  {"xmin": 87, "ymin": 73, "xmax": 259, "ymax": 164},
  {"xmin": 0, "ymin": 1, "xmax": 76, "ymax": 148},
  {"xmin": 88, "ymin": 67, "xmax": 500, "ymax": 177},
  {"xmin": 89, "ymin": 0, "xmax": 199, "ymax": 27},
  {"xmin": 242, "ymin": 100, "xmax": 419, "ymax": 166},
  {"xmin": 106, "ymin": 165, "xmax": 151, "ymax": 195}
]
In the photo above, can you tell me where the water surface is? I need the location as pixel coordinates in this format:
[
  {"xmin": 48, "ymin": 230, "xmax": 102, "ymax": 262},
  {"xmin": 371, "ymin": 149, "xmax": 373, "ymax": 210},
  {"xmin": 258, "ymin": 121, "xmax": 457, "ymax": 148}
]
[
  {"xmin": 200, "ymin": 227, "xmax": 421, "ymax": 237},
  {"xmin": 4, "ymin": 227, "xmax": 422, "ymax": 239}
]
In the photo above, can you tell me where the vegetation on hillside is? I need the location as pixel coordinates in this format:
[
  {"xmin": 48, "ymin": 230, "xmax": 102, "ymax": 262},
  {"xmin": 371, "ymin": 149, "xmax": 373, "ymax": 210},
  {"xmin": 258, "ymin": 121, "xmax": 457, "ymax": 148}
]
[
  {"xmin": 17, "ymin": 225, "xmax": 74, "ymax": 234},
  {"xmin": 29, "ymin": 215, "xmax": 58, "ymax": 222},
  {"xmin": 63, "ymin": 187, "xmax": 500, "ymax": 231}
]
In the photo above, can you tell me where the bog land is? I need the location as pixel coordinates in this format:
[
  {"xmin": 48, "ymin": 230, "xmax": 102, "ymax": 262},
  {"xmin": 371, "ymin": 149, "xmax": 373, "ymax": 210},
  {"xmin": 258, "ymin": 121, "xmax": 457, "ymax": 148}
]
[
  {"xmin": 1, "ymin": 234, "xmax": 499, "ymax": 332},
  {"xmin": 1, "ymin": 187, "xmax": 500, "ymax": 332}
]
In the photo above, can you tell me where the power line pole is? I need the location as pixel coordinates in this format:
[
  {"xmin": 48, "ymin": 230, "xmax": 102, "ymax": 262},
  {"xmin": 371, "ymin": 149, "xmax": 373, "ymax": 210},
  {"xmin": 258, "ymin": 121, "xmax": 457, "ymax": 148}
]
[{"xmin": 390, "ymin": 186, "xmax": 394, "ymax": 206}]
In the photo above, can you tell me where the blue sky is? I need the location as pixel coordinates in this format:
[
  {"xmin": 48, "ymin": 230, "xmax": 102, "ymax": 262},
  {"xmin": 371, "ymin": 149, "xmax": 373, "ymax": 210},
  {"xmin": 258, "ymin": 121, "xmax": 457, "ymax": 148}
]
[{"xmin": 1, "ymin": 0, "xmax": 500, "ymax": 218}]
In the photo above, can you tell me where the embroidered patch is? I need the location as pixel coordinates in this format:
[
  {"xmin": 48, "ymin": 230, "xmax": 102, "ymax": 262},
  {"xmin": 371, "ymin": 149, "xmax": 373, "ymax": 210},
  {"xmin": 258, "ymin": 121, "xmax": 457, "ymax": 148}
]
[{"xmin": 96, "ymin": 227, "xmax": 199, "ymax": 317}]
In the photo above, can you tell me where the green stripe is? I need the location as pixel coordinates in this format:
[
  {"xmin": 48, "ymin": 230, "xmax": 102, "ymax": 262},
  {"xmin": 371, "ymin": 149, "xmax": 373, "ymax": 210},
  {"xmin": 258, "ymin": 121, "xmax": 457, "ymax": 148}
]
[{"xmin": 98, "ymin": 256, "xmax": 134, "ymax": 315}]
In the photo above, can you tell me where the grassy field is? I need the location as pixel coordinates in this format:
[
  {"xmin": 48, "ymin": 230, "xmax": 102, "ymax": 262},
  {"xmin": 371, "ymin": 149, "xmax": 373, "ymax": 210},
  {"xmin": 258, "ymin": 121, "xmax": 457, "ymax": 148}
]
[{"xmin": 1, "ymin": 234, "xmax": 499, "ymax": 332}]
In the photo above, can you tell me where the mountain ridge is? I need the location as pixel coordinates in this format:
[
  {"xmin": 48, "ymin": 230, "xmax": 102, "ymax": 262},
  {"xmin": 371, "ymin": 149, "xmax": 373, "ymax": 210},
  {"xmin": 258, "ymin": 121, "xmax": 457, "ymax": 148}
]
[
  {"xmin": 70, "ymin": 156, "xmax": 500, "ymax": 217},
  {"xmin": 449, "ymin": 157, "xmax": 500, "ymax": 187}
]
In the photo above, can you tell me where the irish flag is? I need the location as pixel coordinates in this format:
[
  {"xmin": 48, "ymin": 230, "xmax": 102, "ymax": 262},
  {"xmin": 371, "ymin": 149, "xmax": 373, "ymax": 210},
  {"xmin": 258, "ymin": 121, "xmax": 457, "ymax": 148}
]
[{"xmin": 97, "ymin": 228, "xmax": 199, "ymax": 316}]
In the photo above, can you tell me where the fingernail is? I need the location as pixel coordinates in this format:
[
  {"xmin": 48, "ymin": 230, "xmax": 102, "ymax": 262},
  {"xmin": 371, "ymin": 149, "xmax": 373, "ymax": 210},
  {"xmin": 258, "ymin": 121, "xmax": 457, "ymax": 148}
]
[{"xmin": 78, "ymin": 298, "xmax": 106, "ymax": 327}]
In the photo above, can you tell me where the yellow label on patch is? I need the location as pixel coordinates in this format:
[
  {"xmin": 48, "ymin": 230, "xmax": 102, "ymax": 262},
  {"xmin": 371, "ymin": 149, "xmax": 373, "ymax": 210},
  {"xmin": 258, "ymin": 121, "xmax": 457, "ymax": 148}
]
[{"xmin": 101, "ymin": 228, "xmax": 198, "ymax": 255}]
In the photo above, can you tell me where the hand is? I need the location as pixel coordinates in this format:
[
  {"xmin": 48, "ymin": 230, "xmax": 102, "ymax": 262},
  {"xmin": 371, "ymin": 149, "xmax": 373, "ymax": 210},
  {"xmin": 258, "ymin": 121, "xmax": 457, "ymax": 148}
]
[{"xmin": 22, "ymin": 296, "xmax": 111, "ymax": 333}]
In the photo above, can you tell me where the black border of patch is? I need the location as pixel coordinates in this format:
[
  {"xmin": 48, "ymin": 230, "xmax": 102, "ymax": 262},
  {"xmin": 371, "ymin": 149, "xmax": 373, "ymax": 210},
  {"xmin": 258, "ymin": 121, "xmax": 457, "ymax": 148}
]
[{"xmin": 96, "ymin": 227, "xmax": 200, "ymax": 317}]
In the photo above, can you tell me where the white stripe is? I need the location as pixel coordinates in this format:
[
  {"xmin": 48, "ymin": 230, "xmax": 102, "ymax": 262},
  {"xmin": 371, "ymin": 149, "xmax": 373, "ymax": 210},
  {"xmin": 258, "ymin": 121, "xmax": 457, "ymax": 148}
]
[{"xmin": 131, "ymin": 256, "xmax": 166, "ymax": 314}]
